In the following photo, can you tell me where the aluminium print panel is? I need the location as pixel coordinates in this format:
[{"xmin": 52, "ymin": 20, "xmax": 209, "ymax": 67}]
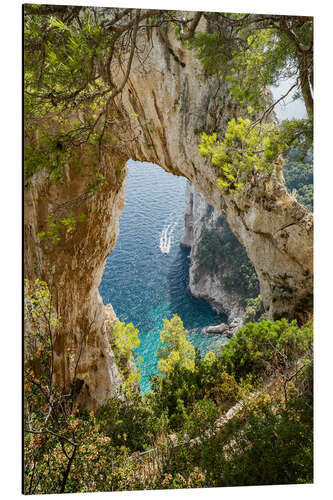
[{"xmin": 24, "ymin": 3, "xmax": 313, "ymax": 494}]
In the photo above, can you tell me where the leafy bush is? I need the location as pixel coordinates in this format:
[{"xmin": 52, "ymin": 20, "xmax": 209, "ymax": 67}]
[
  {"xmin": 197, "ymin": 391, "xmax": 313, "ymax": 487},
  {"xmin": 112, "ymin": 320, "xmax": 140, "ymax": 361},
  {"xmin": 157, "ymin": 315, "xmax": 195, "ymax": 376},
  {"xmin": 206, "ymin": 371, "xmax": 242, "ymax": 409},
  {"xmin": 150, "ymin": 318, "xmax": 312, "ymax": 432},
  {"xmin": 24, "ymin": 279, "xmax": 139, "ymax": 494},
  {"xmin": 218, "ymin": 319, "xmax": 313, "ymax": 380},
  {"xmin": 150, "ymin": 354, "xmax": 241, "ymax": 431},
  {"xmin": 150, "ymin": 364, "xmax": 203, "ymax": 430},
  {"xmin": 199, "ymin": 118, "xmax": 281, "ymax": 192},
  {"xmin": 110, "ymin": 320, "xmax": 141, "ymax": 387},
  {"xmin": 183, "ymin": 397, "xmax": 220, "ymax": 440},
  {"xmin": 38, "ymin": 214, "xmax": 78, "ymax": 244},
  {"xmin": 96, "ymin": 391, "xmax": 163, "ymax": 451},
  {"xmin": 242, "ymin": 295, "xmax": 268, "ymax": 324}
]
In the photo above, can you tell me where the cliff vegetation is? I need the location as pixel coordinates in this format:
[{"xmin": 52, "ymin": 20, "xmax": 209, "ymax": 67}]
[{"xmin": 24, "ymin": 280, "xmax": 313, "ymax": 493}]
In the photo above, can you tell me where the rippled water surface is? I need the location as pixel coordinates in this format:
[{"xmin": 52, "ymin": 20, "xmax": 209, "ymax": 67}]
[{"xmin": 99, "ymin": 161, "xmax": 228, "ymax": 392}]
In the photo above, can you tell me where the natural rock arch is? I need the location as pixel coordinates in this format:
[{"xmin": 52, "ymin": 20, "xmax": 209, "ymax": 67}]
[{"xmin": 24, "ymin": 25, "xmax": 313, "ymax": 408}]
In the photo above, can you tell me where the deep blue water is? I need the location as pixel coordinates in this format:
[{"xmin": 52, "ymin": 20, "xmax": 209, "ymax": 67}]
[{"xmin": 99, "ymin": 161, "xmax": 228, "ymax": 393}]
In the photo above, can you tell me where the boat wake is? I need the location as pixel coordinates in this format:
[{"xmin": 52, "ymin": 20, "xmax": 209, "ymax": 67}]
[{"xmin": 159, "ymin": 213, "xmax": 181, "ymax": 254}]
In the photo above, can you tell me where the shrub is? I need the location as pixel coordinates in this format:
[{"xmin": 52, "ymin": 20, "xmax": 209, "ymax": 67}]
[
  {"xmin": 208, "ymin": 394, "xmax": 313, "ymax": 486},
  {"xmin": 183, "ymin": 397, "xmax": 220, "ymax": 440},
  {"xmin": 110, "ymin": 320, "xmax": 141, "ymax": 387},
  {"xmin": 157, "ymin": 315, "xmax": 195, "ymax": 376},
  {"xmin": 219, "ymin": 319, "xmax": 313, "ymax": 380},
  {"xmin": 242, "ymin": 295, "xmax": 268, "ymax": 324},
  {"xmin": 96, "ymin": 391, "xmax": 161, "ymax": 451}
]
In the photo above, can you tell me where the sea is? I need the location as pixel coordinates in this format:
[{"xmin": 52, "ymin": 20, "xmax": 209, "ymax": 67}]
[{"xmin": 99, "ymin": 160, "xmax": 229, "ymax": 393}]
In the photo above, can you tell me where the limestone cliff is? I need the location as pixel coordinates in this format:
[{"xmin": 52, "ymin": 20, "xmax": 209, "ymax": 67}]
[
  {"xmin": 181, "ymin": 182, "xmax": 259, "ymax": 334},
  {"xmin": 24, "ymin": 16, "xmax": 313, "ymax": 408}
]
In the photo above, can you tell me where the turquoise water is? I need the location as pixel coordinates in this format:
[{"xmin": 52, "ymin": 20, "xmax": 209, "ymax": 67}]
[{"xmin": 99, "ymin": 161, "xmax": 228, "ymax": 393}]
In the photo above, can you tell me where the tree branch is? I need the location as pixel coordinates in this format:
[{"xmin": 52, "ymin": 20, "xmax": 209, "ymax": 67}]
[
  {"xmin": 60, "ymin": 444, "xmax": 77, "ymax": 493},
  {"xmin": 250, "ymin": 81, "xmax": 299, "ymax": 129},
  {"xmin": 108, "ymin": 12, "xmax": 140, "ymax": 101},
  {"xmin": 25, "ymin": 428, "xmax": 77, "ymax": 447},
  {"xmin": 179, "ymin": 12, "xmax": 203, "ymax": 40}
]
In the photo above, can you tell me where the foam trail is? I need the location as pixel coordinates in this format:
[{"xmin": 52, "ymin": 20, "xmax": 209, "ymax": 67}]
[{"xmin": 159, "ymin": 214, "xmax": 181, "ymax": 254}]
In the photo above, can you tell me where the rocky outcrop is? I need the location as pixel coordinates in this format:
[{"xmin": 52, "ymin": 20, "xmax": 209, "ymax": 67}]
[
  {"xmin": 24, "ymin": 16, "xmax": 313, "ymax": 407},
  {"xmin": 181, "ymin": 182, "xmax": 258, "ymax": 335},
  {"xmin": 203, "ymin": 323, "xmax": 232, "ymax": 337},
  {"xmin": 24, "ymin": 156, "xmax": 127, "ymax": 408}
]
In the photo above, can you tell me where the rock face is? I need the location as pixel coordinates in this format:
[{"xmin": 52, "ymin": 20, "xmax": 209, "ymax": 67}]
[
  {"xmin": 181, "ymin": 182, "xmax": 250, "ymax": 333},
  {"xmin": 24, "ymin": 18, "xmax": 313, "ymax": 408}
]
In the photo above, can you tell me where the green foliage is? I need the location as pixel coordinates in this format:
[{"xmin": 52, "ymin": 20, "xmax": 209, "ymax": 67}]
[
  {"xmin": 112, "ymin": 320, "xmax": 140, "ymax": 360},
  {"xmin": 24, "ymin": 7, "xmax": 121, "ymax": 184},
  {"xmin": 242, "ymin": 295, "xmax": 268, "ymax": 324},
  {"xmin": 187, "ymin": 32, "xmax": 230, "ymax": 76},
  {"xmin": 87, "ymin": 171, "xmax": 107, "ymax": 192},
  {"xmin": 195, "ymin": 391, "xmax": 313, "ymax": 487},
  {"xmin": 295, "ymin": 184, "xmax": 313, "ymax": 211},
  {"xmin": 24, "ymin": 131, "xmax": 75, "ymax": 183},
  {"xmin": 147, "ymin": 318, "xmax": 312, "ymax": 488},
  {"xmin": 191, "ymin": 15, "xmax": 313, "ymax": 191},
  {"xmin": 200, "ymin": 118, "xmax": 286, "ymax": 192},
  {"xmin": 150, "ymin": 356, "xmax": 241, "ymax": 431},
  {"xmin": 24, "ymin": 278, "xmax": 59, "ymax": 359},
  {"xmin": 25, "ymin": 280, "xmax": 313, "ymax": 493},
  {"xmin": 150, "ymin": 318, "xmax": 312, "ymax": 439},
  {"xmin": 206, "ymin": 371, "xmax": 242, "ymax": 409},
  {"xmin": 96, "ymin": 391, "xmax": 162, "ymax": 451},
  {"xmin": 157, "ymin": 315, "xmax": 195, "ymax": 376},
  {"xmin": 284, "ymin": 150, "xmax": 313, "ymax": 211},
  {"xmin": 24, "ymin": 403, "xmax": 138, "ymax": 494},
  {"xmin": 183, "ymin": 397, "xmax": 219, "ymax": 440},
  {"xmin": 24, "ymin": 278, "xmax": 140, "ymax": 494},
  {"xmin": 150, "ymin": 364, "xmax": 203, "ymax": 430},
  {"xmin": 24, "ymin": 8, "xmax": 110, "ymax": 113},
  {"xmin": 38, "ymin": 214, "xmax": 78, "ymax": 244},
  {"xmin": 279, "ymin": 118, "xmax": 313, "ymax": 158},
  {"xmin": 203, "ymin": 351, "xmax": 216, "ymax": 365},
  {"xmin": 189, "ymin": 27, "xmax": 294, "ymax": 111},
  {"xmin": 219, "ymin": 319, "xmax": 313, "ymax": 381},
  {"xmin": 189, "ymin": 14, "xmax": 312, "ymax": 116},
  {"xmin": 110, "ymin": 320, "xmax": 141, "ymax": 389}
]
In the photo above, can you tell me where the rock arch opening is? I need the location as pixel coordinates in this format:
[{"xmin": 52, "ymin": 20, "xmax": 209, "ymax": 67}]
[
  {"xmin": 99, "ymin": 159, "xmax": 228, "ymax": 392},
  {"xmin": 24, "ymin": 21, "xmax": 313, "ymax": 409}
]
